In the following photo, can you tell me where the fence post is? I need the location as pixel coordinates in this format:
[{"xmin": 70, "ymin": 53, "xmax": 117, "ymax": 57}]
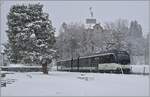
[
  {"xmin": 143, "ymin": 67, "xmax": 145, "ymax": 75},
  {"xmin": 130, "ymin": 66, "xmax": 132, "ymax": 74}
]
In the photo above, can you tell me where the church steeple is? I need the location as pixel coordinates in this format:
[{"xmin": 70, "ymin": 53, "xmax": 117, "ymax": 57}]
[
  {"xmin": 86, "ymin": 7, "xmax": 96, "ymax": 29},
  {"xmin": 89, "ymin": 7, "xmax": 93, "ymax": 18}
]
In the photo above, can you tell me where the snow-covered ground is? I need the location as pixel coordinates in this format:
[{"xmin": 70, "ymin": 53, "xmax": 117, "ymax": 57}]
[{"xmin": 1, "ymin": 71, "xmax": 149, "ymax": 96}]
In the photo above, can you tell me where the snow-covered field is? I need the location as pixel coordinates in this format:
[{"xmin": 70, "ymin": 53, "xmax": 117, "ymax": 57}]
[{"xmin": 1, "ymin": 71, "xmax": 149, "ymax": 96}]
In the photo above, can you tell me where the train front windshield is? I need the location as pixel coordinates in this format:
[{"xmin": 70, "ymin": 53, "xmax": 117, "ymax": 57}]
[{"xmin": 117, "ymin": 52, "xmax": 130, "ymax": 65}]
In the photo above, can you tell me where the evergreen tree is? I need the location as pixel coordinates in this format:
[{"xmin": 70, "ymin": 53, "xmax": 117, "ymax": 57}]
[
  {"xmin": 5, "ymin": 3, "xmax": 56, "ymax": 70},
  {"xmin": 128, "ymin": 20, "xmax": 145, "ymax": 56},
  {"xmin": 129, "ymin": 20, "xmax": 143, "ymax": 38}
]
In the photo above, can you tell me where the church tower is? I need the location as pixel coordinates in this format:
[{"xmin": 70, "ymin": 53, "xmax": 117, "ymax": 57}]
[{"xmin": 85, "ymin": 7, "xmax": 96, "ymax": 29}]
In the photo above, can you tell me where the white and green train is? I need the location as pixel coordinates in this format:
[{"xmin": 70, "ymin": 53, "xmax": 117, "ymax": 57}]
[{"xmin": 57, "ymin": 50, "xmax": 131, "ymax": 74}]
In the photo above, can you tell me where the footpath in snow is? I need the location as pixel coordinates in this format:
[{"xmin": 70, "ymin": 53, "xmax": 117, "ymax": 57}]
[{"xmin": 1, "ymin": 71, "xmax": 149, "ymax": 96}]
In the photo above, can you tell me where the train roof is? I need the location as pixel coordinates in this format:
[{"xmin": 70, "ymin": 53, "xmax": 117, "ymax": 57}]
[
  {"xmin": 57, "ymin": 52, "xmax": 115, "ymax": 62},
  {"xmin": 80, "ymin": 53, "xmax": 114, "ymax": 59}
]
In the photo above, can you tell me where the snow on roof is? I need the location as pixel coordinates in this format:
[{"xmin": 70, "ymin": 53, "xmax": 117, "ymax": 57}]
[
  {"xmin": 58, "ymin": 53, "xmax": 114, "ymax": 62},
  {"xmin": 49, "ymin": 49, "xmax": 56, "ymax": 52},
  {"xmin": 7, "ymin": 64, "xmax": 25, "ymax": 67}
]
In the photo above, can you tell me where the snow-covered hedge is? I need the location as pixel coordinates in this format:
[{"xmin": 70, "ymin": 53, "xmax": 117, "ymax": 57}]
[
  {"xmin": 130, "ymin": 65, "xmax": 149, "ymax": 74},
  {"xmin": 1, "ymin": 64, "xmax": 41, "ymax": 68}
]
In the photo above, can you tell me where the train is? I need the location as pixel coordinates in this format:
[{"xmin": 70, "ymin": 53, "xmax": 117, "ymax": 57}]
[{"xmin": 56, "ymin": 50, "xmax": 131, "ymax": 74}]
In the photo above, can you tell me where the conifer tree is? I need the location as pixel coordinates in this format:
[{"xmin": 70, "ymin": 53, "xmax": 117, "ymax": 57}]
[{"xmin": 5, "ymin": 4, "xmax": 56, "ymax": 74}]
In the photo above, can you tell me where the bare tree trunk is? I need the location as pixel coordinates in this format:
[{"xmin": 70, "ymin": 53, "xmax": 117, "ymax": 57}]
[{"xmin": 42, "ymin": 64, "xmax": 48, "ymax": 74}]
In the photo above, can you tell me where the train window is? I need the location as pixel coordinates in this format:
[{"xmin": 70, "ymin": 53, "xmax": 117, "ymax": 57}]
[
  {"xmin": 73, "ymin": 60, "xmax": 78, "ymax": 66},
  {"xmin": 80, "ymin": 58, "xmax": 90, "ymax": 67},
  {"xmin": 91, "ymin": 57, "xmax": 99, "ymax": 64},
  {"xmin": 94, "ymin": 57, "xmax": 99, "ymax": 61},
  {"xmin": 117, "ymin": 53, "xmax": 128, "ymax": 59},
  {"xmin": 98, "ymin": 54, "xmax": 115, "ymax": 63},
  {"xmin": 109, "ymin": 54, "xmax": 115, "ymax": 63},
  {"xmin": 117, "ymin": 53, "xmax": 130, "ymax": 65}
]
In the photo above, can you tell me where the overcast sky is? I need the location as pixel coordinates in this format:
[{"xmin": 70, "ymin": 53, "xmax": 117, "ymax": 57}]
[{"xmin": 0, "ymin": 1, "xmax": 149, "ymax": 44}]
